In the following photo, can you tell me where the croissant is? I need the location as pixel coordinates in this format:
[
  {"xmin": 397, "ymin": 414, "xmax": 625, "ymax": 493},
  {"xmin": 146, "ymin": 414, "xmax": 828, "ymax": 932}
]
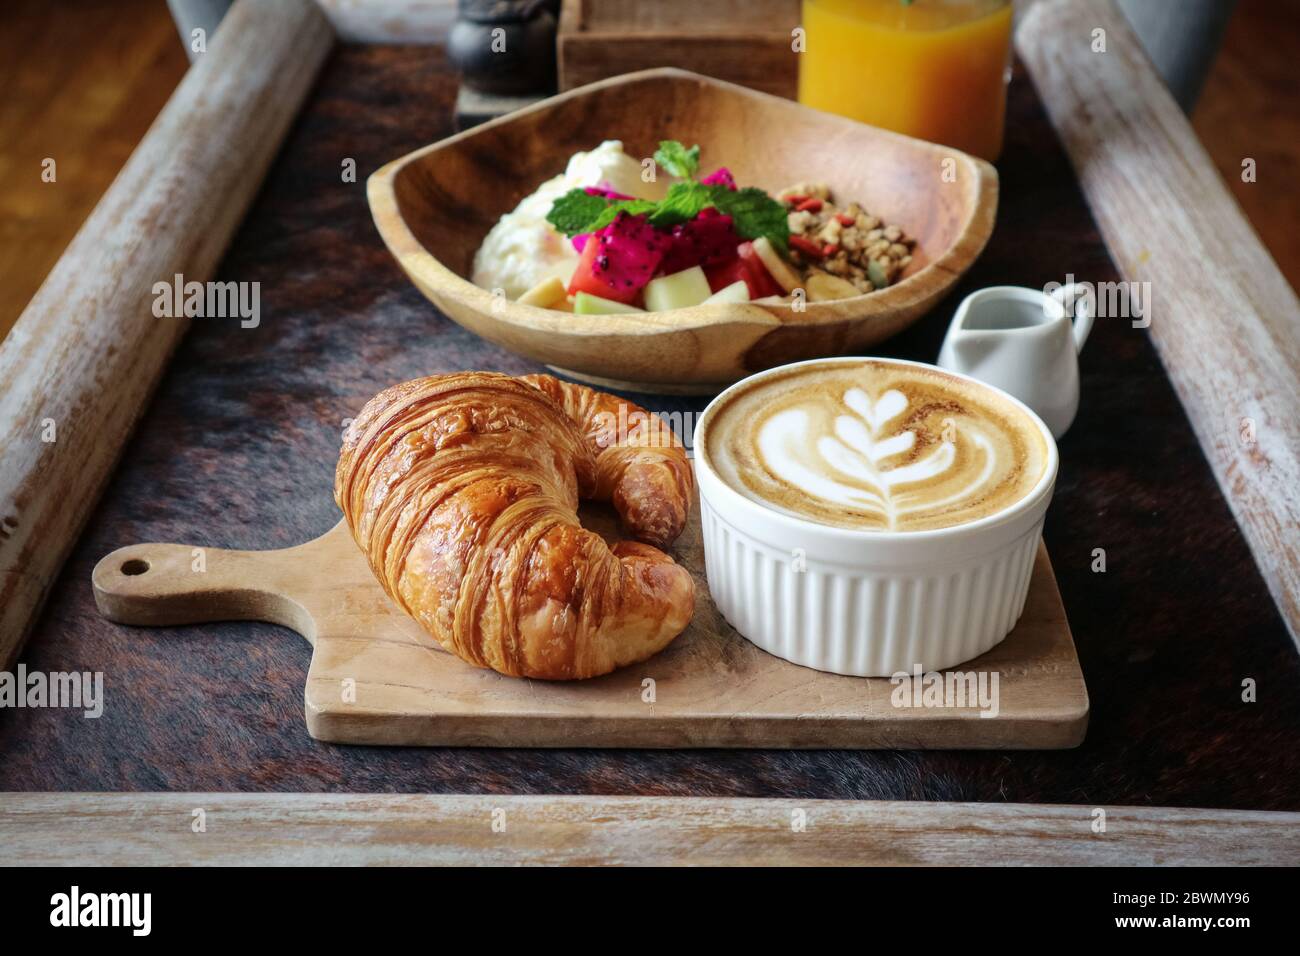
[{"xmin": 335, "ymin": 372, "xmax": 696, "ymax": 680}]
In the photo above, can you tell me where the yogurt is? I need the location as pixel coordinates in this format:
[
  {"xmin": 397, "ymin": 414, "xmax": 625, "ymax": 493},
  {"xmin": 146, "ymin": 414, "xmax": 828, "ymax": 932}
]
[{"xmin": 471, "ymin": 141, "xmax": 667, "ymax": 300}]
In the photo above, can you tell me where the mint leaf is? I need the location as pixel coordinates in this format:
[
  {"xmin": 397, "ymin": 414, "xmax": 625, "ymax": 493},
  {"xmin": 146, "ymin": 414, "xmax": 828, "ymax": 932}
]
[
  {"xmin": 545, "ymin": 179, "xmax": 791, "ymax": 255},
  {"xmin": 710, "ymin": 186, "xmax": 790, "ymax": 253},
  {"xmin": 546, "ymin": 189, "xmax": 613, "ymax": 236},
  {"xmin": 546, "ymin": 188, "xmax": 654, "ymax": 237},
  {"xmin": 653, "ymin": 140, "xmax": 701, "ymax": 180},
  {"xmin": 584, "ymin": 198, "xmax": 657, "ymax": 233},
  {"xmin": 646, "ymin": 182, "xmax": 791, "ymax": 250},
  {"xmin": 646, "ymin": 181, "xmax": 715, "ymax": 228}
]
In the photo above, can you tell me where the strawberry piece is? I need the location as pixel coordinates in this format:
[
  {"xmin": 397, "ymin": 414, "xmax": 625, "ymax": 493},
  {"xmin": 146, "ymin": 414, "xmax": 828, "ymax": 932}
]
[
  {"xmin": 704, "ymin": 257, "xmax": 750, "ymax": 295},
  {"xmin": 705, "ymin": 243, "xmax": 783, "ymax": 300},
  {"xmin": 737, "ymin": 241, "xmax": 784, "ymax": 298}
]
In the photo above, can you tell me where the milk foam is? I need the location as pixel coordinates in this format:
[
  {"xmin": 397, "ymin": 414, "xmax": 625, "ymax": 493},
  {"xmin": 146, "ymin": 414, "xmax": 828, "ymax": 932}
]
[{"xmin": 706, "ymin": 362, "xmax": 1049, "ymax": 532}]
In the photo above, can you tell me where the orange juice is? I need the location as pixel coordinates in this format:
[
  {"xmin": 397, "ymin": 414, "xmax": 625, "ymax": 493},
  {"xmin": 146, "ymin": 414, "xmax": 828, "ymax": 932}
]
[{"xmin": 798, "ymin": 0, "xmax": 1013, "ymax": 161}]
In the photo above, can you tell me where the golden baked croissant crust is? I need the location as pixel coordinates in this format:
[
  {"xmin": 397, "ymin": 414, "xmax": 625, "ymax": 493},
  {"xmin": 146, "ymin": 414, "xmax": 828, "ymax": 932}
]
[{"xmin": 335, "ymin": 372, "xmax": 695, "ymax": 680}]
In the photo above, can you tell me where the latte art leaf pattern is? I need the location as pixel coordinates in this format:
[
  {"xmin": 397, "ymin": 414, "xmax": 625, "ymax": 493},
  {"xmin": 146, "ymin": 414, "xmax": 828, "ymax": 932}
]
[
  {"xmin": 759, "ymin": 388, "xmax": 997, "ymax": 530},
  {"xmin": 706, "ymin": 362, "xmax": 1049, "ymax": 532}
]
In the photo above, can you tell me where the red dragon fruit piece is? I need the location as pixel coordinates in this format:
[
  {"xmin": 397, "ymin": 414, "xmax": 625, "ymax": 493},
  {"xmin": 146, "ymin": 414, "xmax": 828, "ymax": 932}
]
[
  {"xmin": 700, "ymin": 167, "xmax": 737, "ymax": 190},
  {"xmin": 573, "ymin": 186, "xmax": 639, "ymax": 252},
  {"xmin": 658, "ymin": 207, "xmax": 743, "ymax": 275},
  {"xmin": 567, "ymin": 212, "xmax": 668, "ymax": 304}
]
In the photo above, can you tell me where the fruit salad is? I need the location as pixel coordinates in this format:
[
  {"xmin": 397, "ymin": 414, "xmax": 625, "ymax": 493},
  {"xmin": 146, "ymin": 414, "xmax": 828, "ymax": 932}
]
[{"xmin": 475, "ymin": 141, "xmax": 914, "ymax": 315}]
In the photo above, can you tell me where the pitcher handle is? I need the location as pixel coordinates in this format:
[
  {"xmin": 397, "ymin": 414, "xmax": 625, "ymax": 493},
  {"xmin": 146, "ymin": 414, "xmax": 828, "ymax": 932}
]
[{"xmin": 1051, "ymin": 282, "xmax": 1094, "ymax": 353}]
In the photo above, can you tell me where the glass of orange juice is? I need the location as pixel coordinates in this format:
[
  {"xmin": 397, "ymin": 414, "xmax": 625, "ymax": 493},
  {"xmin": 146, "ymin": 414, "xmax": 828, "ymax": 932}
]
[{"xmin": 798, "ymin": 0, "xmax": 1014, "ymax": 161}]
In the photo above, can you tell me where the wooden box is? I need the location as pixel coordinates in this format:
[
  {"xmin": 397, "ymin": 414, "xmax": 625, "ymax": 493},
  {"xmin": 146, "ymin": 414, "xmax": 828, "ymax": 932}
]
[{"xmin": 557, "ymin": 0, "xmax": 801, "ymax": 98}]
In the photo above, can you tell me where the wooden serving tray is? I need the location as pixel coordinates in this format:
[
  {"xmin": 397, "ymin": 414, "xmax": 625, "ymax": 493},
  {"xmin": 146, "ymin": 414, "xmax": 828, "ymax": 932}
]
[{"xmin": 91, "ymin": 481, "xmax": 1088, "ymax": 750}]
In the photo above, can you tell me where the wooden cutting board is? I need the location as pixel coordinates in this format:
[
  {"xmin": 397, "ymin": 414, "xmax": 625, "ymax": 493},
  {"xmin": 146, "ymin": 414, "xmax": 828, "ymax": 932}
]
[{"xmin": 91, "ymin": 485, "xmax": 1088, "ymax": 749}]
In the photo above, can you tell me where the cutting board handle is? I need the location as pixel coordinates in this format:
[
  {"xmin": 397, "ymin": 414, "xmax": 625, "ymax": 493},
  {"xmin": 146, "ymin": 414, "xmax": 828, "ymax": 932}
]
[{"xmin": 92, "ymin": 540, "xmax": 313, "ymax": 636}]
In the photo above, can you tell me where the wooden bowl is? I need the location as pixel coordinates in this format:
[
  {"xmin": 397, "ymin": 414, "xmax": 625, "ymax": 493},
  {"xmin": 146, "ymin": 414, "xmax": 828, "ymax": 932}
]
[{"xmin": 368, "ymin": 68, "xmax": 998, "ymax": 394}]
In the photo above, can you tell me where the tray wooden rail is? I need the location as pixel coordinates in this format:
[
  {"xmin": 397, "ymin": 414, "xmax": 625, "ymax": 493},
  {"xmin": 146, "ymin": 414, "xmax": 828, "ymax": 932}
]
[
  {"xmin": 0, "ymin": 0, "xmax": 334, "ymax": 669},
  {"xmin": 2, "ymin": 792, "xmax": 1297, "ymax": 865},
  {"xmin": 1017, "ymin": 0, "xmax": 1300, "ymax": 649}
]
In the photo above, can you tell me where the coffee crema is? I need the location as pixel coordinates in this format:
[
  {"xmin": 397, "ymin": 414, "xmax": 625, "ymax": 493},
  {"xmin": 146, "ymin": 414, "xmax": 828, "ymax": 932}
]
[{"xmin": 704, "ymin": 360, "xmax": 1050, "ymax": 532}]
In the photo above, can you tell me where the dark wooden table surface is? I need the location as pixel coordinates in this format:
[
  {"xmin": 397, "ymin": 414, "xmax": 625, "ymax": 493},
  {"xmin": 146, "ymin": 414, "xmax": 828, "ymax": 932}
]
[{"xmin": 3, "ymin": 47, "xmax": 1297, "ymax": 809}]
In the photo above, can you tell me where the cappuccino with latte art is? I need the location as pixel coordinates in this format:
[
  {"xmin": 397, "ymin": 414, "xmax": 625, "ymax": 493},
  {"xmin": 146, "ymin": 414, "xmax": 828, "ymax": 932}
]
[
  {"xmin": 704, "ymin": 359, "xmax": 1049, "ymax": 532},
  {"xmin": 695, "ymin": 358, "xmax": 1059, "ymax": 675}
]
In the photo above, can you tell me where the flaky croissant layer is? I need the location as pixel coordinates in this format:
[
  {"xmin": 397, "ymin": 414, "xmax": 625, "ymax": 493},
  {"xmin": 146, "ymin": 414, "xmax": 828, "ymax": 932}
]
[{"xmin": 335, "ymin": 372, "xmax": 695, "ymax": 680}]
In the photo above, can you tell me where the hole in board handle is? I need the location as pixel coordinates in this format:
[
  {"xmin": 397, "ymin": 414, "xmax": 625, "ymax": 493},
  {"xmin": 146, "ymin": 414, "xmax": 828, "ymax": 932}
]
[{"xmin": 121, "ymin": 559, "xmax": 150, "ymax": 576}]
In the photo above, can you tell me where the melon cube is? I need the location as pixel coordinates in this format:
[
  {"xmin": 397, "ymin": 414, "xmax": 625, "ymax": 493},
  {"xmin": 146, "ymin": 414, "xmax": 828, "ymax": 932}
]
[
  {"xmin": 643, "ymin": 266, "xmax": 712, "ymax": 312},
  {"xmin": 573, "ymin": 291, "xmax": 647, "ymax": 315},
  {"xmin": 702, "ymin": 280, "xmax": 751, "ymax": 304}
]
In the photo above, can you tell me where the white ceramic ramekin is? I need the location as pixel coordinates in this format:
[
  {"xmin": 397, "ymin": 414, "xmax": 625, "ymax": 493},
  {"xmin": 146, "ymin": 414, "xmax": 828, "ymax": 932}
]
[{"xmin": 693, "ymin": 357, "xmax": 1059, "ymax": 677}]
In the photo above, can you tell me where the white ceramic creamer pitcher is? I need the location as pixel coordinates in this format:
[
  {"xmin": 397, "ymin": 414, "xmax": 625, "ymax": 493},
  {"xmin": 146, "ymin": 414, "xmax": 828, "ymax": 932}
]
[{"xmin": 938, "ymin": 284, "xmax": 1093, "ymax": 438}]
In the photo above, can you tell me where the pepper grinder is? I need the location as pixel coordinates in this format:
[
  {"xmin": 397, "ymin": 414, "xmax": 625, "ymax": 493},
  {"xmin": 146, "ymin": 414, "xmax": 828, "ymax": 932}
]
[{"xmin": 448, "ymin": 0, "xmax": 559, "ymax": 128}]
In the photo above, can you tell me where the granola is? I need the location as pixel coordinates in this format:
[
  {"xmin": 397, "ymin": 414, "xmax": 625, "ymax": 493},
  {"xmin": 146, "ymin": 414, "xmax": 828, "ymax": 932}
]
[{"xmin": 778, "ymin": 183, "xmax": 915, "ymax": 299}]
